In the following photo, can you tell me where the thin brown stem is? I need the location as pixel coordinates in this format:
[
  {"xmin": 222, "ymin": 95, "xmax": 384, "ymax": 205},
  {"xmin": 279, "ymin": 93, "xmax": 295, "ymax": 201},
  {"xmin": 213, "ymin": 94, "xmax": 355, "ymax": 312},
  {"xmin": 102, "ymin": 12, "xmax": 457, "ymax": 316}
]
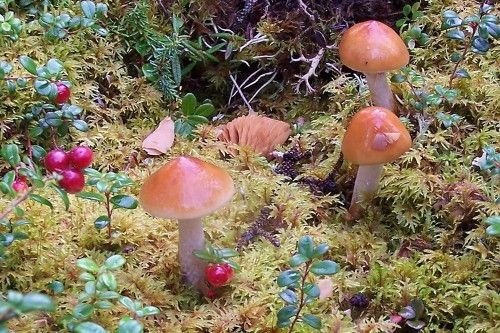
[
  {"xmin": 0, "ymin": 188, "xmax": 34, "ymax": 221},
  {"xmin": 104, "ymin": 192, "xmax": 113, "ymax": 238},
  {"xmin": 288, "ymin": 261, "xmax": 311, "ymax": 333}
]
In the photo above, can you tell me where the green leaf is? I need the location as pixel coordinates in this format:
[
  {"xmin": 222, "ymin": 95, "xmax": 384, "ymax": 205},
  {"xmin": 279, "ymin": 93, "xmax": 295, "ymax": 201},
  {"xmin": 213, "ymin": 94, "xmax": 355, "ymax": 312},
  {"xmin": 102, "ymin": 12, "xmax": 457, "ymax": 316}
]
[
  {"xmin": 46, "ymin": 59, "xmax": 64, "ymax": 74},
  {"xmin": 298, "ymin": 235, "xmax": 314, "ymax": 259},
  {"xmin": 313, "ymin": 244, "xmax": 329, "ymax": 257},
  {"xmin": 85, "ymin": 281, "xmax": 96, "ymax": 295},
  {"xmin": 19, "ymin": 55, "xmax": 37, "ymax": 75},
  {"xmin": 218, "ymin": 248, "xmax": 239, "ymax": 258},
  {"xmin": 310, "ymin": 260, "xmax": 340, "ymax": 275},
  {"xmin": 76, "ymin": 191, "xmax": 105, "ymax": 202},
  {"xmin": 76, "ymin": 258, "xmax": 100, "ymax": 273},
  {"xmin": 34, "ymin": 79, "xmax": 52, "ymax": 96},
  {"xmin": 454, "ymin": 69, "xmax": 470, "ymax": 79},
  {"xmin": 18, "ymin": 293, "xmax": 55, "ymax": 313},
  {"xmin": 277, "ymin": 305, "xmax": 297, "ymax": 322},
  {"xmin": 140, "ymin": 306, "xmax": 160, "ymax": 316},
  {"xmin": 119, "ymin": 296, "xmax": 136, "ymax": 311},
  {"xmin": 399, "ymin": 305, "xmax": 416, "ymax": 319},
  {"xmin": 1, "ymin": 144, "xmax": 21, "ymax": 167},
  {"xmin": 472, "ymin": 36, "xmax": 489, "ymax": 54},
  {"xmin": 99, "ymin": 272, "xmax": 117, "ymax": 290},
  {"xmin": 182, "ymin": 93, "xmax": 197, "ymax": 115},
  {"xmin": 277, "ymin": 269, "xmax": 301, "ymax": 287},
  {"xmin": 302, "ymin": 314, "xmax": 322, "ymax": 329},
  {"xmin": 484, "ymin": 21, "xmax": 500, "ymax": 39},
  {"xmin": 29, "ymin": 194, "xmax": 54, "ymax": 209},
  {"xmin": 79, "ymin": 272, "xmax": 95, "ymax": 282},
  {"xmin": 48, "ymin": 281, "xmax": 64, "ymax": 293},
  {"xmin": 186, "ymin": 115, "xmax": 208, "ymax": 126},
  {"xmin": 94, "ymin": 216, "xmax": 110, "ymax": 230},
  {"xmin": 51, "ymin": 185, "xmax": 70, "ymax": 211},
  {"xmin": 390, "ymin": 74, "xmax": 405, "ymax": 83},
  {"xmin": 74, "ymin": 321, "xmax": 106, "ymax": 333},
  {"xmin": 81, "ymin": 1, "xmax": 96, "ymax": 19},
  {"xmin": 195, "ymin": 103, "xmax": 215, "ymax": 117},
  {"xmin": 73, "ymin": 120, "xmax": 89, "ymax": 132},
  {"xmin": 97, "ymin": 291, "xmax": 120, "ymax": 300},
  {"xmin": 142, "ymin": 63, "xmax": 158, "ymax": 81},
  {"xmin": 73, "ymin": 303, "xmax": 95, "ymax": 320},
  {"xmin": 407, "ymin": 320, "xmax": 426, "ymax": 330},
  {"xmin": 279, "ymin": 289, "xmax": 297, "ymax": 304},
  {"xmin": 94, "ymin": 300, "xmax": 113, "ymax": 309},
  {"xmin": 304, "ymin": 283, "xmax": 320, "ymax": 298},
  {"xmin": 117, "ymin": 319, "xmax": 143, "ymax": 333},
  {"xmin": 446, "ymin": 29, "xmax": 465, "ymax": 40},
  {"xmin": 104, "ymin": 255, "xmax": 126, "ymax": 270},
  {"xmin": 289, "ymin": 254, "xmax": 308, "ymax": 267},
  {"xmin": 110, "ymin": 195, "xmax": 138, "ymax": 209}
]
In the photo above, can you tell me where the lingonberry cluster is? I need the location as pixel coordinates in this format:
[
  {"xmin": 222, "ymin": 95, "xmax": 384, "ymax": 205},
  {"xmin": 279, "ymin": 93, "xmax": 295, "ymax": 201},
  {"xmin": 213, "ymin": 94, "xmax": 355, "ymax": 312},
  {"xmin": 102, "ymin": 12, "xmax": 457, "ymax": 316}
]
[{"xmin": 44, "ymin": 146, "xmax": 93, "ymax": 194}]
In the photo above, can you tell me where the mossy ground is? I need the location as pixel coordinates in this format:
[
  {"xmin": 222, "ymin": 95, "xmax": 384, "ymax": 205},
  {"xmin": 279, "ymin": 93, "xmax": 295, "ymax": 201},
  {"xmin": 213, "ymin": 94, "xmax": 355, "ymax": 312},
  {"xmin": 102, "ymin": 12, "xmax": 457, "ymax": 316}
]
[{"xmin": 1, "ymin": 0, "xmax": 499, "ymax": 332}]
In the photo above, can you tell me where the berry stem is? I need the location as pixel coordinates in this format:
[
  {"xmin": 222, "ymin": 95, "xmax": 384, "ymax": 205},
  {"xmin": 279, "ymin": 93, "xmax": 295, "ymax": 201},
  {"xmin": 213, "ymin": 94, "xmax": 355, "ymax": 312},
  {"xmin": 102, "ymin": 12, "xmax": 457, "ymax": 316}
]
[{"xmin": 288, "ymin": 261, "xmax": 311, "ymax": 333}]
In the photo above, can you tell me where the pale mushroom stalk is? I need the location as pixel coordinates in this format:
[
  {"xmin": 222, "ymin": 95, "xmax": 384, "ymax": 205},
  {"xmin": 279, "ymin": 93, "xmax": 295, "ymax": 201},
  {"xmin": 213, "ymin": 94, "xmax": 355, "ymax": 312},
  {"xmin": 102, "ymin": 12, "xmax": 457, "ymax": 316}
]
[
  {"xmin": 178, "ymin": 218, "xmax": 207, "ymax": 289},
  {"xmin": 364, "ymin": 73, "xmax": 394, "ymax": 111},
  {"xmin": 349, "ymin": 164, "xmax": 383, "ymax": 220}
]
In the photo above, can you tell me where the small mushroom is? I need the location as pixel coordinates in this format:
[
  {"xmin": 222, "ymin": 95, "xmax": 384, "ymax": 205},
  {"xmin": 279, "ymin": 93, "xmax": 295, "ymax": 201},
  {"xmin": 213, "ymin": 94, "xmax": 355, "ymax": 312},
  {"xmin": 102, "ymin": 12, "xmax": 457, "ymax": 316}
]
[
  {"xmin": 139, "ymin": 156, "xmax": 235, "ymax": 293},
  {"xmin": 217, "ymin": 115, "xmax": 291, "ymax": 158},
  {"xmin": 342, "ymin": 106, "xmax": 412, "ymax": 220},
  {"xmin": 339, "ymin": 20, "xmax": 409, "ymax": 111}
]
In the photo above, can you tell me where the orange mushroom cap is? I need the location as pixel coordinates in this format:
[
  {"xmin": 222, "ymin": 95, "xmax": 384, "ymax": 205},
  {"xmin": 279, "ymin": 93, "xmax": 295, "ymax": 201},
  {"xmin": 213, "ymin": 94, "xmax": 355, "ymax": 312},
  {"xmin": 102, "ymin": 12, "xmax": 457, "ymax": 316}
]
[
  {"xmin": 139, "ymin": 156, "xmax": 235, "ymax": 219},
  {"xmin": 339, "ymin": 20, "xmax": 409, "ymax": 73},
  {"xmin": 342, "ymin": 106, "xmax": 412, "ymax": 165}
]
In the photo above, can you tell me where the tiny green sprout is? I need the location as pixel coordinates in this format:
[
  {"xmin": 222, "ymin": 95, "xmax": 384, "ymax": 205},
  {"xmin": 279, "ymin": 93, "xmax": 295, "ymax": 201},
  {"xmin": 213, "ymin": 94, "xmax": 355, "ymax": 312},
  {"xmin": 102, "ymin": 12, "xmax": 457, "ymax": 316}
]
[
  {"xmin": 76, "ymin": 169, "xmax": 137, "ymax": 238},
  {"xmin": 276, "ymin": 235, "xmax": 340, "ymax": 332},
  {"xmin": 472, "ymin": 146, "xmax": 499, "ymax": 175},
  {"xmin": 173, "ymin": 93, "xmax": 216, "ymax": 139},
  {"xmin": 66, "ymin": 255, "xmax": 159, "ymax": 332},
  {"xmin": 435, "ymin": 112, "xmax": 462, "ymax": 128}
]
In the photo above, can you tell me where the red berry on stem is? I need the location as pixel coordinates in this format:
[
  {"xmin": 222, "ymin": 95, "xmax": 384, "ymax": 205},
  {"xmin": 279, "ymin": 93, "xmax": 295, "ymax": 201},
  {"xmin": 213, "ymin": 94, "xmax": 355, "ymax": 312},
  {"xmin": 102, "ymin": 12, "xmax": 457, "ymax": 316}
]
[
  {"xmin": 12, "ymin": 180, "xmax": 29, "ymax": 193},
  {"xmin": 55, "ymin": 82, "xmax": 71, "ymax": 104},
  {"xmin": 68, "ymin": 146, "xmax": 93, "ymax": 169},
  {"xmin": 58, "ymin": 169, "xmax": 85, "ymax": 194},
  {"xmin": 205, "ymin": 264, "xmax": 232, "ymax": 287},
  {"xmin": 206, "ymin": 289, "xmax": 217, "ymax": 299},
  {"xmin": 45, "ymin": 149, "xmax": 70, "ymax": 172}
]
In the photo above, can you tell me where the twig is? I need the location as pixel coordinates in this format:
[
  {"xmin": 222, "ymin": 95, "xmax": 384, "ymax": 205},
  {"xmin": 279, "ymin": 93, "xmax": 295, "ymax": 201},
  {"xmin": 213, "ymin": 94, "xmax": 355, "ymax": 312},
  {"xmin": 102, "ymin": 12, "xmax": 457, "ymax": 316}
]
[
  {"xmin": 298, "ymin": 0, "xmax": 315, "ymax": 22},
  {"xmin": 288, "ymin": 261, "xmax": 311, "ymax": 333},
  {"xmin": 291, "ymin": 48, "xmax": 326, "ymax": 95},
  {"xmin": 229, "ymin": 74, "xmax": 255, "ymax": 114},
  {"xmin": 448, "ymin": 24, "xmax": 479, "ymax": 87},
  {"xmin": 248, "ymin": 71, "xmax": 277, "ymax": 103},
  {"xmin": 0, "ymin": 188, "xmax": 35, "ymax": 221}
]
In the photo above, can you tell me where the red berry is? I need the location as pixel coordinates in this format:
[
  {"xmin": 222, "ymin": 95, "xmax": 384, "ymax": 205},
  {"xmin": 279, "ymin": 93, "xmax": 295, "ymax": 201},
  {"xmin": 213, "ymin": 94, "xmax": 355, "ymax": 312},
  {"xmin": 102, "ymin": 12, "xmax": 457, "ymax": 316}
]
[
  {"xmin": 12, "ymin": 180, "xmax": 29, "ymax": 193},
  {"xmin": 205, "ymin": 264, "xmax": 232, "ymax": 287},
  {"xmin": 58, "ymin": 169, "xmax": 85, "ymax": 194},
  {"xmin": 54, "ymin": 82, "xmax": 71, "ymax": 104},
  {"xmin": 206, "ymin": 289, "xmax": 217, "ymax": 299},
  {"xmin": 68, "ymin": 146, "xmax": 93, "ymax": 169},
  {"xmin": 45, "ymin": 149, "xmax": 70, "ymax": 172},
  {"xmin": 223, "ymin": 263, "xmax": 234, "ymax": 280}
]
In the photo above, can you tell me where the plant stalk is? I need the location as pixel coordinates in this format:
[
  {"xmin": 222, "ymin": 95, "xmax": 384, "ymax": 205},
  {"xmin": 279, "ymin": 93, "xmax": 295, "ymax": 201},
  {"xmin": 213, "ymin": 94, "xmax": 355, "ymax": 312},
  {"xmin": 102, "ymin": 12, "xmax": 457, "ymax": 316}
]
[
  {"xmin": 365, "ymin": 72, "xmax": 394, "ymax": 111},
  {"xmin": 348, "ymin": 164, "xmax": 383, "ymax": 220},
  {"xmin": 288, "ymin": 261, "xmax": 311, "ymax": 333},
  {"xmin": 178, "ymin": 217, "xmax": 208, "ymax": 293}
]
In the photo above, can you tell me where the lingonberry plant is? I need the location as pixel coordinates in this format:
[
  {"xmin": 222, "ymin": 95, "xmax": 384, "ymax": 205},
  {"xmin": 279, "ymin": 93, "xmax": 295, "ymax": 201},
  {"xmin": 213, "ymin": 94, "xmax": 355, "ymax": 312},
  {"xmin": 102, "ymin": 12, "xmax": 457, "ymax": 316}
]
[
  {"xmin": 76, "ymin": 169, "xmax": 138, "ymax": 238},
  {"xmin": 193, "ymin": 243, "xmax": 240, "ymax": 297},
  {"xmin": 441, "ymin": 2, "xmax": 499, "ymax": 87},
  {"xmin": 276, "ymin": 236, "xmax": 340, "ymax": 331},
  {"xmin": 0, "ymin": 291, "xmax": 54, "ymax": 331},
  {"xmin": 392, "ymin": 299, "xmax": 426, "ymax": 331},
  {"xmin": 396, "ymin": 2, "xmax": 430, "ymax": 50},
  {"xmin": 173, "ymin": 93, "xmax": 216, "ymax": 139},
  {"xmin": 484, "ymin": 215, "xmax": 500, "ymax": 237},
  {"xmin": 65, "ymin": 255, "xmax": 159, "ymax": 333}
]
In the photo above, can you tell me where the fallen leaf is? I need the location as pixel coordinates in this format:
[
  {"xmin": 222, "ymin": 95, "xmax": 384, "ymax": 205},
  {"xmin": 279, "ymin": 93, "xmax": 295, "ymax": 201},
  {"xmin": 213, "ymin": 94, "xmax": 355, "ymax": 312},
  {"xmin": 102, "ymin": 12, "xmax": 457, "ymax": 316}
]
[
  {"xmin": 142, "ymin": 116, "xmax": 175, "ymax": 155},
  {"xmin": 318, "ymin": 278, "xmax": 333, "ymax": 300}
]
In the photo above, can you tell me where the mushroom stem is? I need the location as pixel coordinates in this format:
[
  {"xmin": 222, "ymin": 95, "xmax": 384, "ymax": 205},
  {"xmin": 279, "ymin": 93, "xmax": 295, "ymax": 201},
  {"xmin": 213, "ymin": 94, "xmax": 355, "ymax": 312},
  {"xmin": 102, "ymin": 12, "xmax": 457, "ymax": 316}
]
[
  {"xmin": 348, "ymin": 164, "xmax": 383, "ymax": 220},
  {"xmin": 365, "ymin": 73, "xmax": 394, "ymax": 111},
  {"xmin": 178, "ymin": 218, "xmax": 207, "ymax": 291}
]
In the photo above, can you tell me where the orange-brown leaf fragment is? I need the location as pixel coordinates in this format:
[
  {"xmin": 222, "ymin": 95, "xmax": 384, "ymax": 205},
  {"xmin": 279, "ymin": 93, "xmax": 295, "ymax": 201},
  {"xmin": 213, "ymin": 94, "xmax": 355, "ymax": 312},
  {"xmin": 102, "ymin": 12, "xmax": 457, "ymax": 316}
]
[
  {"xmin": 217, "ymin": 115, "xmax": 291, "ymax": 158},
  {"xmin": 142, "ymin": 116, "xmax": 175, "ymax": 155}
]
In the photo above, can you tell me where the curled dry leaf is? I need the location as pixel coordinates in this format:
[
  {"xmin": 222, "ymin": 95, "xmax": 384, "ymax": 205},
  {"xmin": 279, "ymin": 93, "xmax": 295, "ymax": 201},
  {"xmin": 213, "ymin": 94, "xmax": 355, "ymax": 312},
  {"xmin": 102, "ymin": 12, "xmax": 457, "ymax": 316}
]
[
  {"xmin": 142, "ymin": 116, "xmax": 175, "ymax": 155},
  {"xmin": 318, "ymin": 277, "xmax": 334, "ymax": 300},
  {"xmin": 217, "ymin": 115, "xmax": 291, "ymax": 158}
]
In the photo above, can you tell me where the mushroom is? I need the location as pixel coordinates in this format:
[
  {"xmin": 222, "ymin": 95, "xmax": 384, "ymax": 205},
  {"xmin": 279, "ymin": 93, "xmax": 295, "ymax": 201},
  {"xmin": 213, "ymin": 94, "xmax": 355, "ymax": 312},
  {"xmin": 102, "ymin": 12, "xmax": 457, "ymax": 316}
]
[
  {"xmin": 139, "ymin": 155, "xmax": 235, "ymax": 292},
  {"xmin": 217, "ymin": 114, "xmax": 291, "ymax": 158},
  {"xmin": 342, "ymin": 106, "xmax": 412, "ymax": 220},
  {"xmin": 339, "ymin": 20, "xmax": 409, "ymax": 111}
]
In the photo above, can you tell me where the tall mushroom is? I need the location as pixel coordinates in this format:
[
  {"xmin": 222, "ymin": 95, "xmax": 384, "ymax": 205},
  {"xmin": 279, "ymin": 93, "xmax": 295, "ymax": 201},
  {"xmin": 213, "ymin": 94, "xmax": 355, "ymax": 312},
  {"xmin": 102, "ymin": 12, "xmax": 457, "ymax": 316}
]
[
  {"xmin": 342, "ymin": 106, "xmax": 411, "ymax": 220},
  {"xmin": 339, "ymin": 20, "xmax": 409, "ymax": 111},
  {"xmin": 139, "ymin": 156, "xmax": 235, "ymax": 292}
]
